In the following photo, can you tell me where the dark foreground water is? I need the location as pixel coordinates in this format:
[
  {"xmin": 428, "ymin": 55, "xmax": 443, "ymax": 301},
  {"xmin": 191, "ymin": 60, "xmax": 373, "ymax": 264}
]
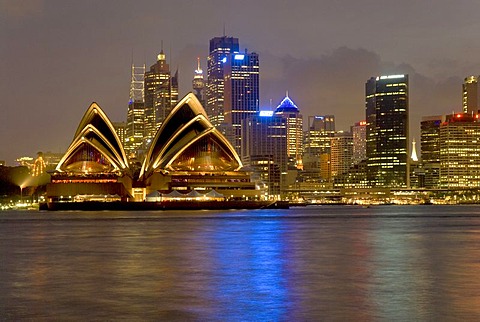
[{"xmin": 2, "ymin": 205, "xmax": 480, "ymax": 321}]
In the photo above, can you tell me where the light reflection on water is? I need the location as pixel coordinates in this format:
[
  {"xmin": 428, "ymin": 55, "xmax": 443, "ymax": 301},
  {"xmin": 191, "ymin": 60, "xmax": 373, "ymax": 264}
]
[{"xmin": 2, "ymin": 206, "xmax": 480, "ymax": 320}]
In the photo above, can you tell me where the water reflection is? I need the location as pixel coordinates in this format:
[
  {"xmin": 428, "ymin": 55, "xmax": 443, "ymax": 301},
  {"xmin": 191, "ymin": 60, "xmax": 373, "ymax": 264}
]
[{"xmin": 1, "ymin": 206, "xmax": 480, "ymax": 320}]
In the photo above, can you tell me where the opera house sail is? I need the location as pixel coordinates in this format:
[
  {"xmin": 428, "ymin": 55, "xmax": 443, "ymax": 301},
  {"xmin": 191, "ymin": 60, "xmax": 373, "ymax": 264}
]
[
  {"xmin": 46, "ymin": 102, "xmax": 133, "ymax": 202},
  {"xmin": 141, "ymin": 93, "xmax": 263, "ymax": 200}
]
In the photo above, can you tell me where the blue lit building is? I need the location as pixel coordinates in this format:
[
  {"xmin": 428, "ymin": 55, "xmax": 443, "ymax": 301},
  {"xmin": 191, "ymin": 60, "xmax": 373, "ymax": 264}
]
[
  {"xmin": 241, "ymin": 111, "xmax": 287, "ymax": 198},
  {"xmin": 224, "ymin": 51, "xmax": 260, "ymax": 154},
  {"xmin": 274, "ymin": 94, "xmax": 303, "ymax": 169}
]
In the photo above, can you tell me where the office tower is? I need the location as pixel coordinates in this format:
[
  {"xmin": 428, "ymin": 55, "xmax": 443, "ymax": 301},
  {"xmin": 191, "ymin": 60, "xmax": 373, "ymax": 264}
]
[
  {"xmin": 463, "ymin": 76, "xmax": 479, "ymax": 114},
  {"xmin": 125, "ymin": 64, "xmax": 146, "ymax": 158},
  {"xmin": 439, "ymin": 113, "xmax": 480, "ymax": 188},
  {"xmin": 303, "ymin": 115, "xmax": 335, "ymax": 182},
  {"xmin": 206, "ymin": 36, "xmax": 239, "ymax": 128},
  {"xmin": 113, "ymin": 122, "xmax": 127, "ymax": 146},
  {"xmin": 224, "ymin": 50, "xmax": 260, "ymax": 153},
  {"xmin": 352, "ymin": 121, "xmax": 366, "ymax": 165},
  {"xmin": 241, "ymin": 111, "xmax": 288, "ymax": 198},
  {"xmin": 366, "ymin": 74, "xmax": 409, "ymax": 188},
  {"xmin": 144, "ymin": 50, "xmax": 178, "ymax": 146},
  {"xmin": 274, "ymin": 94, "xmax": 303, "ymax": 169},
  {"xmin": 420, "ymin": 115, "xmax": 442, "ymax": 188},
  {"xmin": 330, "ymin": 131, "xmax": 353, "ymax": 178},
  {"xmin": 192, "ymin": 57, "xmax": 206, "ymax": 107}
]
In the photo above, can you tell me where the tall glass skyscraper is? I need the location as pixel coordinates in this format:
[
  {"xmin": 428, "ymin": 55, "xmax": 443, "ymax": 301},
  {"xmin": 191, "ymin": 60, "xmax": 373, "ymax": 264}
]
[
  {"xmin": 206, "ymin": 36, "xmax": 239, "ymax": 128},
  {"xmin": 125, "ymin": 64, "xmax": 146, "ymax": 158},
  {"xmin": 224, "ymin": 50, "xmax": 260, "ymax": 153},
  {"xmin": 365, "ymin": 74, "xmax": 409, "ymax": 187}
]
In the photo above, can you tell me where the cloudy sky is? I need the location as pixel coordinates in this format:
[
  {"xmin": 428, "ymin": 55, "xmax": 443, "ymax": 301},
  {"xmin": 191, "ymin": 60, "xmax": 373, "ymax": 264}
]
[{"xmin": 1, "ymin": 0, "xmax": 480, "ymax": 164}]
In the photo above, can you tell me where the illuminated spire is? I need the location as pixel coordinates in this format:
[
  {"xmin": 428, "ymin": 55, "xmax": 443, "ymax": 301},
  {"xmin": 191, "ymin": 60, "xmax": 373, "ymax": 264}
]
[
  {"xmin": 411, "ymin": 138, "xmax": 418, "ymax": 162},
  {"xmin": 194, "ymin": 57, "xmax": 203, "ymax": 79},
  {"xmin": 157, "ymin": 40, "xmax": 165, "ymax": 61}
]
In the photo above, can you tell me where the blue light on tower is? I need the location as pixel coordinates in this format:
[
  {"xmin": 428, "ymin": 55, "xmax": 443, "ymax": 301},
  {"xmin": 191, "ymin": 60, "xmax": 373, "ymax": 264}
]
[
  {"xmin": 234, "ymin": 54, "xmax": 245, "ymax": 60},
  {"xmin": 259, "ymin": 111, "xmax": 274, "ymax": 117}
]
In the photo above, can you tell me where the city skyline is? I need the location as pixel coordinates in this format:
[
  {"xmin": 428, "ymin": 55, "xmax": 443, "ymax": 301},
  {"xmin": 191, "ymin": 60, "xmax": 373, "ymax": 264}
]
[{"xmin": 2, "ymin": 0, "xmax": 480, "ymax": 163}]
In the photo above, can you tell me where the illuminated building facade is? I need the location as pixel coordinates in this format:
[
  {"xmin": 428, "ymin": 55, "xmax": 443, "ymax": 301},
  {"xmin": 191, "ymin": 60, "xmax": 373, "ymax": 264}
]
[
  {"xmin": 463, "ymin": 76, "xmax": 479, "ymax": 114},
  {"xmin": 303, "ymin": 115, "xmax": 335, "ymax": 182},
  {"xmin": 144, "ymin": 51, "xmax": 179, "ymax": 147},
  {"xmin": 32, "ymin": 152, "xmax": 46, "ymax": 177},
  {"xmin": 113, "ymin": 122, "xmax": 126, "ymax": 146},
  {"xmin": 421, "ymin": 115, "xmax": 442, "ymax": 188},
  {"xmin": 224, "ymin": 50, "xmax": 260, "ymax": 153},
  {"xmin": 192, "ymin": 57, "xmax": 206, "ymax": 107},
  {"xmin": 439, "ymin": 113, "xmax": 480, "ymax": 188},
  {"xmin": 274, "ymin": 94, "xmax": 303, "ymax": 169},
  {"xmin": 141, "ymin": 93, "xmax": 262, "ymax": 200},
  {"xmin": 206, "ymin": 36, "xmax": 239, "ymax": 128},
  {"xmin": 330, "ymin": 131, "xmax": 353, "ymax": 178},
  {"xmin": 241, "ymin": 111, "xmax": 288, "ymax": 197},
  {"xmin": 352, "ymin": 121, "xmax": 366, "ymax": 165},
  {"xmin": 366, "ymin": 74, "xmax": 409, "ymax": 188},
  {"xmin": 47, "ymin": 103, "xmax": 132, "ymax": 202},
  {"xmin": 125, "ymin": 64, "xmax": 146, "ymax": 158}
]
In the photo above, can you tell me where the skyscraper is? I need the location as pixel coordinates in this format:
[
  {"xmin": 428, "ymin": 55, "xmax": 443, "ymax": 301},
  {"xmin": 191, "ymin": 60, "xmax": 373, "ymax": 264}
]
[
  {"xmin": 274, "ymin": 94, "xmax": 303, "ymax": 169},
  {"xmin": 303, "ymin": 115, "xmax": 335, "ymax": 182},
  {"xmin": 192, "ymin": 57, "xmax": 206, "ymax": 107},
  {"xmin": 206, "ymin": 36, "xmax": 239, "ymax": 128},
  {"xmin": 463, "ymin": 76, "xmax": 479, "ymax": 114},
  {"xmin": 330, "ymin": 131, "xmax": 353, "ymax": 178},
  {"xmin": 224, "ymin": 50, "xmax": 260, "ymax": 153},
  {"xmin": 351, "ymin": 121, "xmax": 366, "ymax": 165},
  {"xmin": 439, "ymin": 113, "xmax": 480, "ymax": 188},
  {"xmin": 420, "ymin": 115, "xmax": 442, "ymax": 188},
  {"xmin": 125, "ymin": 64, "xmax": 146, "ymax": 158},
  {"xmin": 144, "ymin": 50, "xmax": 178, "ymax": 146},
  {"xmin": 366, "ymin": 74, "xmax": 409, "ymax": 188},
  {"xmin": 241, "ymin": 111, "xmax": 287, "ymax": 198}
]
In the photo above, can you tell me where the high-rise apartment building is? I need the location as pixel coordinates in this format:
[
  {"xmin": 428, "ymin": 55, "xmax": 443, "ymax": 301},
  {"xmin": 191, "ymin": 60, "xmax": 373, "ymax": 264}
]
[
  {"xmin": 439, "ymin": 113, "xmax": 480, "ymax": 188},
  {"xmin": 351, "ymin": 121, "xmax": 366, "ymax": 165},
  {"xmin": 206, "ymin": 36, "xmax": 239, "ymax": 128},
  {"xmin": 420, "ymin": 115, "xmax": 442, "ymax": 188},
  {"xmin": 144, "ymin": 51, "xmax": 178, "ymax": 146},
  {"xmin": 224, "ymin": 50, "xmax": 260, "ymax": 153},
  {"xmin": 125, "ymin": 64, "xmax": 146, "ymax": 158},
  {"xmin": 366, "ymin": 74, "xmax": 409, "ymax": 188},
  {"xmin": 274, "ymin": 94, "xmax": 303, "ymax": 169},
  {"xmin": 192, "ymin": 57, "xmax": 206, "ymax": 107},
  {"xmin": 463, "ymin": 76, "xmax": 479, "ymax": 114}
]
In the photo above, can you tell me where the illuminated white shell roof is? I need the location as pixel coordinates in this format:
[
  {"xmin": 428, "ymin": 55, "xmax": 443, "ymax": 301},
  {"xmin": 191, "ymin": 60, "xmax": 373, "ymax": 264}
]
[
  {"xmin": 140, "ymin": 93, "xmax": 243, "ymax": 179},
  {"xmin": 55, "ymin": 102, "xmax": 129, "ymax": 174}
]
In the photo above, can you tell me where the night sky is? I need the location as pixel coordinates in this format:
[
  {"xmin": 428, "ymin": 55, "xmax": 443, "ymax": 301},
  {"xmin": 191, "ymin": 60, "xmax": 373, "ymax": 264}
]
[{"xmin": 2, "ymin": 0, "xmax": 480, "ymax": 164}]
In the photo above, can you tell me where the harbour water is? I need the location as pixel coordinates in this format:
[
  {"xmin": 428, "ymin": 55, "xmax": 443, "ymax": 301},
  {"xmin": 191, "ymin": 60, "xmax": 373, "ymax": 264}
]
[{"xmin": 2, "ymin": 205, "xmax": 480, "ymax": 320}]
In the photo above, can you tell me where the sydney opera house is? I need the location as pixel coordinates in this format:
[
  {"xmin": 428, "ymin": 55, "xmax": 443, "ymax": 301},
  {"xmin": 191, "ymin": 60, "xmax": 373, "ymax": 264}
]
[{"xmin": 45, "ymin": 94, "xmax": 268, "ymax": 209}]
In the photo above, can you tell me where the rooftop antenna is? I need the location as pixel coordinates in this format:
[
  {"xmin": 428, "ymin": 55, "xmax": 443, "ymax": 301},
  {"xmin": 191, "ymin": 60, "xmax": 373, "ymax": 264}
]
[
  {"xmin": 286, "ymin": 90, "xmax": 289, "ymax": 97},
  {"xmin": 223, "ymin": 23, "xmax": 226, "ymax": 37}
]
